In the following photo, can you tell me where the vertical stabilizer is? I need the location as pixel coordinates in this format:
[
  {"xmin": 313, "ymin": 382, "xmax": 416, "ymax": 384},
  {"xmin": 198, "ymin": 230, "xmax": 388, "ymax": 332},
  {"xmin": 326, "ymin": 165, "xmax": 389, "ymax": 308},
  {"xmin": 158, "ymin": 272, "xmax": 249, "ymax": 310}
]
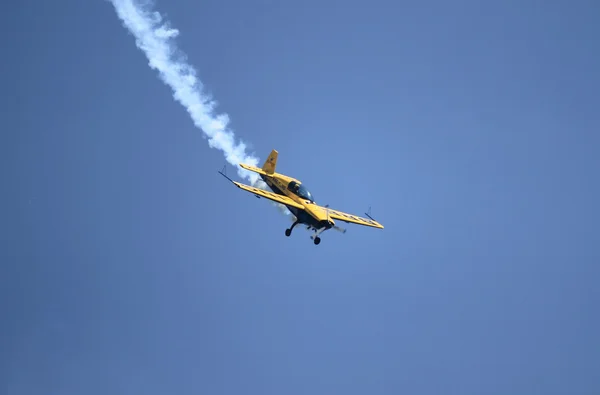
[{"xmin": 262, "ymin": 149, "xmax": 278, "ymax": 174}]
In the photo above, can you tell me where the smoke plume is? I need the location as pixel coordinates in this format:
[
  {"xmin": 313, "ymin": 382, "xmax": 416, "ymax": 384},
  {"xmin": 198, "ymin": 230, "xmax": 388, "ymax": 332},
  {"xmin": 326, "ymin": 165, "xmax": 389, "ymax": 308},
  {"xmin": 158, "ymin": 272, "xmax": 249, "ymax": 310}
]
[
  {"xmin": 108, "ymin": 0, "xmax": 260, "ymax": 184},
  {"xmin": 109, "ymin": 0, "xmax": 292, "ymax": 217}
]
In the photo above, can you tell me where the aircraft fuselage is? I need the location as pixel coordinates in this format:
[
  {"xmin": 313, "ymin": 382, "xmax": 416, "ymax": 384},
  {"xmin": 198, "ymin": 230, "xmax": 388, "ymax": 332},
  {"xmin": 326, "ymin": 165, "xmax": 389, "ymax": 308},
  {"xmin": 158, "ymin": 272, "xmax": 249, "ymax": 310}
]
[{"xmin": 259, "ymin": 172, "xmax": 332, "ymax": 230}]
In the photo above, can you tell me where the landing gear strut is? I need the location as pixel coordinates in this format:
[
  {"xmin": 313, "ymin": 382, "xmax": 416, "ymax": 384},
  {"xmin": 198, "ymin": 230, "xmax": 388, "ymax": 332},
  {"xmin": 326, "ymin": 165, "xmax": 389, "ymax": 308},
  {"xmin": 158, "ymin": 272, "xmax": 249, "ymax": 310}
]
[
  {"xmin": 285, "ymin": 221, "xmax": 325, "ymax": 245},
  {"xmin": 285, "ymin": 220, "xmax": 299, "ymax": 237},
  {"xmin": 310, "ymin": 227, "xmax": 327, "ymax": 246}
]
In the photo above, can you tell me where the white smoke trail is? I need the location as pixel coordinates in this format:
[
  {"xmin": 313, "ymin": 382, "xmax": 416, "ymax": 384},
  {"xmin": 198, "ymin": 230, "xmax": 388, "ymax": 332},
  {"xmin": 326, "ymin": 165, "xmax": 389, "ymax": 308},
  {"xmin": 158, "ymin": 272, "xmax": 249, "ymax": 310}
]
[
  {"xmin": 108, "ymin": 0, "xmax": 292, "ymax": 217},
  {"xmin": 108, "ymin": 0, "xmax": 260, "ymax": 184}
]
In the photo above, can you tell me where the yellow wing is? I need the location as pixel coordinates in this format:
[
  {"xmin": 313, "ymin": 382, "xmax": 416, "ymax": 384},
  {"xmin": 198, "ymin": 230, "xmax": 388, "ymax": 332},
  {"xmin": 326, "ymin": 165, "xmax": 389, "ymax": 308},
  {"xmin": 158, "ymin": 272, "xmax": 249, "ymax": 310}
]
[
  {"xmin": 326, "ymin": 207, "xmax": 384, "ymax": 229},
  {"xmin": 239, "ymin": 163, "xmax": 268, "ymax": 175},
  {"xmin": 232, "ymin": 181, "xmax": 305, "ymax": 210}
]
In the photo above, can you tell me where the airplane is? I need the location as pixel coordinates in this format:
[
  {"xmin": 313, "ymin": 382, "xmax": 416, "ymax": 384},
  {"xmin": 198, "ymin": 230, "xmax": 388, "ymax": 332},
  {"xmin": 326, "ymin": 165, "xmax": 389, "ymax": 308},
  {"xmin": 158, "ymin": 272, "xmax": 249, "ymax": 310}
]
[{"xmin": 218, "ymin": 149, "xmax": 383, "ymax": 245}]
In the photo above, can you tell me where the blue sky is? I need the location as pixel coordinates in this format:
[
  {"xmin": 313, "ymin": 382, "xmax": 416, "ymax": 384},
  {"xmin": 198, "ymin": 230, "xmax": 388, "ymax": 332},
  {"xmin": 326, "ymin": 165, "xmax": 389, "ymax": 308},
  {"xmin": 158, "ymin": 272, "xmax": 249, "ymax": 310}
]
[{"xmin": 2, "ymin": 0, "xmax": 599, "ymax": 394}]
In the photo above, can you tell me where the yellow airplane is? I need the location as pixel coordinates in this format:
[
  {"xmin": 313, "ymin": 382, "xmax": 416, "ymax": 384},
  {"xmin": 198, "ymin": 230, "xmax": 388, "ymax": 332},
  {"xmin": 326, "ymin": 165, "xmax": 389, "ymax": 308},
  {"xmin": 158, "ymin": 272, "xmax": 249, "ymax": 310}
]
[{"xmin": 218, "ymin": 149, "xmax": 383, "ymax": 245}]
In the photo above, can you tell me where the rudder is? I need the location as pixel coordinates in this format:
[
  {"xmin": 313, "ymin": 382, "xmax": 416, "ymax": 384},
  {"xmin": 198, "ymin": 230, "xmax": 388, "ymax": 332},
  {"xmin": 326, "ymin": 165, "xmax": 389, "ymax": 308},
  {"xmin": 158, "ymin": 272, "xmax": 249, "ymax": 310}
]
[{"xmin": 262, "ymin": 149, "xmax": 278, "ymax": 174}]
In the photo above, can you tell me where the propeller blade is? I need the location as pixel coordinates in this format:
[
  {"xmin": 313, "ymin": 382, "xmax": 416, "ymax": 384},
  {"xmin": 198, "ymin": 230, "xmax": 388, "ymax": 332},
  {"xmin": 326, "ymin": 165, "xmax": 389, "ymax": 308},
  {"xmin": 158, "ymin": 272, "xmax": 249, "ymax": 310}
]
[{"xmin": 334, "ymin": 225, "xmax": 347, "ymax": 234}]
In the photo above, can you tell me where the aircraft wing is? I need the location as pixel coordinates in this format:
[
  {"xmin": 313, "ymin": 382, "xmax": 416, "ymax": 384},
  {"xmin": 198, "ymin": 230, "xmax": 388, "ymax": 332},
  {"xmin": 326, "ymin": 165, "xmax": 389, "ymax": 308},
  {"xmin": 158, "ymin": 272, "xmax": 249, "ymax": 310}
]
[
  {"xmin": 326, "ymin": 207, "xmax": 384, "ymax": 229},
  {"xmin": 239, "ymin": 163, "xmax": 268, "ymax": 175},
  {"xmin": 232, "ymin": 181, "xmax": 305, "ymax": 210}
]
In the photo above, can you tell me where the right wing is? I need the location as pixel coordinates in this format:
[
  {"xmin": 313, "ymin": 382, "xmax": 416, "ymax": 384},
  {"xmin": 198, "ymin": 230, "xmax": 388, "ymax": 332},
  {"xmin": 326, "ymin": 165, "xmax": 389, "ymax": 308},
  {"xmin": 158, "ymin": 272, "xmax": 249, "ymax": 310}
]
[
  {"xmin": 232, "ymin": 181, "xmax": 305, "ymax": 210},
  {"xmin": 326, "ymin": 207, "xmax": 384, "ymax": 229}
]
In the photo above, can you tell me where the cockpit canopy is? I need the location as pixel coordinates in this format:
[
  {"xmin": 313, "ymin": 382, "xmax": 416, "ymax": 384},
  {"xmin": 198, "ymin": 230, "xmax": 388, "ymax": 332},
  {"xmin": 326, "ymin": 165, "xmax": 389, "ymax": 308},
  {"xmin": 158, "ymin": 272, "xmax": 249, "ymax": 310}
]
[{"xmin": 288, "ymin": 180, "xmax": 314, "ymax": 202}]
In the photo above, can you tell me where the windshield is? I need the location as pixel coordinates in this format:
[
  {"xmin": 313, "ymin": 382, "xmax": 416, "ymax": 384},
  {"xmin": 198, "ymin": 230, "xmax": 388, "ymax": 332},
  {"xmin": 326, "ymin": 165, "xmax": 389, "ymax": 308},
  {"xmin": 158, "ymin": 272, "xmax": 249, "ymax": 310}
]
[{"xmin": 297, "ymin": 184, "xmax": 314, "ymax": 202}]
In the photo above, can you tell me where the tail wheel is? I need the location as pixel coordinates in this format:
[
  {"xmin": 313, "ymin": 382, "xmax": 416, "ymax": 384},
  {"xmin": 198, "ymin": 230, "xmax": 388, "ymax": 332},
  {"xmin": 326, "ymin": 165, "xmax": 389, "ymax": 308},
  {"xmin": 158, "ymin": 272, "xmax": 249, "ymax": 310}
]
[{"xmin": 285, "ymin": 229, "xmax": 291, "ymax": 237}]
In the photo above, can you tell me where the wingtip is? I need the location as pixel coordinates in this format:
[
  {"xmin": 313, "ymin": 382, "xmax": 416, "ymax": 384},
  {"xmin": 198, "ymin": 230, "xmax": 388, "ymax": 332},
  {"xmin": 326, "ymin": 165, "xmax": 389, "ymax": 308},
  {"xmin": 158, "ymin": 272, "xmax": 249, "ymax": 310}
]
[{"xmin": 217, "ymin": 167, "xmax": 234, "ymax": 183}]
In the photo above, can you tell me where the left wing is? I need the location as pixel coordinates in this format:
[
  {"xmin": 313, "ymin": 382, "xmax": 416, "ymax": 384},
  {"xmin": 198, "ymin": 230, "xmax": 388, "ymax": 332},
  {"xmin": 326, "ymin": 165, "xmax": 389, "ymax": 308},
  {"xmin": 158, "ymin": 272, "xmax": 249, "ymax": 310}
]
[
  {"xmin": 232, "ymin": 181, "xmax": 305, "ymax": 210},
  {"xmin": 239, "ymin": 163, "xmax": 268, "ymax": 176},
  {"xmin": 325, "ymin": 207, "xmax": 384, "ymax": 229}
]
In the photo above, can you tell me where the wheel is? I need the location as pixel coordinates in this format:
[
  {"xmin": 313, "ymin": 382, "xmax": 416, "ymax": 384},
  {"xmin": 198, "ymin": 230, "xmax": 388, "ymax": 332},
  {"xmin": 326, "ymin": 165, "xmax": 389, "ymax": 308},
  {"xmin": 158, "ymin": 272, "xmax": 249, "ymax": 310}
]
[
  {"xmin": 314, "ymin": 237, "xmax": 321, "ymax": 245},
  {"xmin": 285, "ymin": 228, "xmax": 291, "ymax": 237}
]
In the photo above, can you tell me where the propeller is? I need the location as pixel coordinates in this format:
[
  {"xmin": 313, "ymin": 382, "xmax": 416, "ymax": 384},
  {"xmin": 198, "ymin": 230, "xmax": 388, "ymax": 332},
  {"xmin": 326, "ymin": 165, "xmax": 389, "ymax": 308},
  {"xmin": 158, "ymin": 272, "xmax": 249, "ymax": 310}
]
[{"xmin": 324, "ymin": 204, "xmax": 347, "ymax": 234}]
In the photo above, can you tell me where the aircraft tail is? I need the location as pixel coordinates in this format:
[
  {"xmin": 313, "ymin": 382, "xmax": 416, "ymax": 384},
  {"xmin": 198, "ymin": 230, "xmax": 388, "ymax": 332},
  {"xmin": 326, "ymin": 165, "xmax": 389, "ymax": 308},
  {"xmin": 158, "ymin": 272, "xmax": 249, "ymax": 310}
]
[{"xmin": 261, "ymin": 149, "xmax": 278, "ymax": 174}]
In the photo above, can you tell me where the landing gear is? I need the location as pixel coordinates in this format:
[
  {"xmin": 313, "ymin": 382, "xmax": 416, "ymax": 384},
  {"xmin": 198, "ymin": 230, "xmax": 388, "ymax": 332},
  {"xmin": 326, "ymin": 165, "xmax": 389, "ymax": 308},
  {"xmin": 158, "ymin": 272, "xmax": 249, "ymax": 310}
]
[
  {"xmin": 285, "ymin": 220, "xmax": 327, "ymax": 245},
  {"xmin": 285, "ymin": 220, "xmax": 299, "ymax": 237},
  {"xmin": 310, "ymin": 227, "xmax": 326, "ymax": 246}
]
